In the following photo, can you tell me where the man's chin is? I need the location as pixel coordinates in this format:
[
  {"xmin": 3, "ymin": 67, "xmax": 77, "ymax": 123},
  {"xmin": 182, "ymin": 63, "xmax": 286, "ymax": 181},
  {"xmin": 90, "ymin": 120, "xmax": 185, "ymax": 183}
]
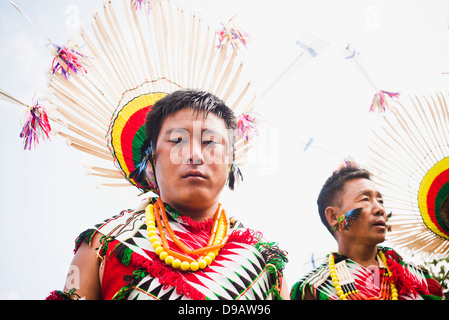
[
  {"xmin": 374, "ymin": 235, "xmax": 387, "ymax": 245},
  {"xmin": 178, "ymin": 188, "xmax": 215, "ymax": 204}
]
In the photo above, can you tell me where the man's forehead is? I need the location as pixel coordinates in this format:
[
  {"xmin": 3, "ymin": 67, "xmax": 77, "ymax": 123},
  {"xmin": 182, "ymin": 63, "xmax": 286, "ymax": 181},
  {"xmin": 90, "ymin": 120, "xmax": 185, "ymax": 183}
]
[
  {"xmin": 343, "ymin": 178, "xmax": 382, "ymax": 197},
  {"xmin": 161, "ymin": 109, "xmax": 227, "ymax": 130}
]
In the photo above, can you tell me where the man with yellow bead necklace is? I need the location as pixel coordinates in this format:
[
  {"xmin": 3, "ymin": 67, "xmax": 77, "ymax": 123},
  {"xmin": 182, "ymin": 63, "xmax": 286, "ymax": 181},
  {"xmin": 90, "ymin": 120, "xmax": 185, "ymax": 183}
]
[
  {"xmin": 290, "ymin": 162, "xmax": 443, "ymax": 300},
  {"xmin": 47, "ymin": 90, "xmax": 289, "ymax": 300}
]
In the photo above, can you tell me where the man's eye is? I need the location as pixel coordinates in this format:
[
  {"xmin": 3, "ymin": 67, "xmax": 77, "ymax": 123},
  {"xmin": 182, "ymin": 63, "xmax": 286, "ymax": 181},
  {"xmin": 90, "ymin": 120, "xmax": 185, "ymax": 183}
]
[
  {"xmin": 170, "ymin": 137, "xmax": 184, "ymax": 144},
  {"xmin": 203, "ymin": 140, "xmax": 217, "ymax": 146}
]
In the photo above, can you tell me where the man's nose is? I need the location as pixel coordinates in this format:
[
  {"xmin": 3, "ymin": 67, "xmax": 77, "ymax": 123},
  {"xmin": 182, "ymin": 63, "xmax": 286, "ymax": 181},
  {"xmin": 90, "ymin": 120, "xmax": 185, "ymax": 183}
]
[
  {"xmin": 373, "ymin": 200, "xmax": 386, "ymax": 216},
  {"xmin": 188, "ymin": 140, "xmax": 204, "ymax": 165}
]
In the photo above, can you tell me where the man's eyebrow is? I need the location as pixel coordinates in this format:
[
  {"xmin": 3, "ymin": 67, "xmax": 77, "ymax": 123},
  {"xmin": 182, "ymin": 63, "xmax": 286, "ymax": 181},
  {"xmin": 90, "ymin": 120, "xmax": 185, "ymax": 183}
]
[
  {"xmin": 161, "ymin": 128, "xmax": 228, "ymax": 144},
  {"xmin": 162, "ymin": 128, "xmax": 188, "ymax": 136},
  {"xmin": 202, "ymin": 128, "xmax": 224, "ymax": 136},
  {"xmin": 357, "ymin": 189, "xmax": 383, "ymax": 198}
]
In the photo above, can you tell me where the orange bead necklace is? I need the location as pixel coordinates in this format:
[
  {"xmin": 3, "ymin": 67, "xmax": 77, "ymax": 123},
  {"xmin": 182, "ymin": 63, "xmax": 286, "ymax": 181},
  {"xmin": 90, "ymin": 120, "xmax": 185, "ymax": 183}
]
[{"xmin": 145, "ymin": 198, "xmax": 230, "ymax": 272}]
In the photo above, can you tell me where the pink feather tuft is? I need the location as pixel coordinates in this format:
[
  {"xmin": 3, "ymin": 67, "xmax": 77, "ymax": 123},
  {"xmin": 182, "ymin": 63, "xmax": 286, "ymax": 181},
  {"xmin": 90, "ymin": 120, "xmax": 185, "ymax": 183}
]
[
  {"xmin": 133, "ymin": 0, "xmax": 151, "ymax": 12},
  {"xmin": 369, "ymin": 90, "xmax": 400, "ymax": 114},
  {"xmin": 237, "ymin": 112, "xmax": 259, "ymax": 141},
  {"xmin": 217, "ymin": 15, "xmax": 250, "ymax": 51},
  {"xmin": 51, "ymin": 44, "xmax": 87, "ymax": 79},
  {"xmin": 19, "ymin": 100, "xmax": 52, "ymax": 150}
]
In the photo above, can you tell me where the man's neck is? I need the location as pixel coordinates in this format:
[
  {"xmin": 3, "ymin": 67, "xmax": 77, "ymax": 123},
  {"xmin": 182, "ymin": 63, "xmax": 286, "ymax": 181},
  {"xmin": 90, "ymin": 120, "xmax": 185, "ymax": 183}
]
[
  {"xmin": 176, "ymin": 205, "xmax": 218, "ymax": 221},
  {"xmin": 161, "ymin": 197, "xmax": 219, "ymax": 222},
  {"xmin": 337, "ymin": 241, "xmax": 379, "ymax": 267}
]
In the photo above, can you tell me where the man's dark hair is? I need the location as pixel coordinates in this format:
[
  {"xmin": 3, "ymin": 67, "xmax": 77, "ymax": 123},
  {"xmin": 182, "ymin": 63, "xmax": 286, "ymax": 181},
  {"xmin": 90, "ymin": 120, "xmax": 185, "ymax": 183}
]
[
  {"xmin": 317, "ymin": 164, "xmax": 372, "ymax": 235},
  {"xmin": 145, "ymin": 89, "xmax": 237, "ymax": 150}
]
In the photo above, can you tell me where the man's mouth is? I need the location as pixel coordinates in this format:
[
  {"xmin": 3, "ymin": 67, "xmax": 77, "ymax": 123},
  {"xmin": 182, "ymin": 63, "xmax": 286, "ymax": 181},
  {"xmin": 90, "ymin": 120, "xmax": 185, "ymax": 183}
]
[
  {"xmin": 182, "ymin": 170, "xmax": 206, "ymax": 179},
  {"xmin": 372, "ymin": 220, "xmax": 386, "ymax": 228}
]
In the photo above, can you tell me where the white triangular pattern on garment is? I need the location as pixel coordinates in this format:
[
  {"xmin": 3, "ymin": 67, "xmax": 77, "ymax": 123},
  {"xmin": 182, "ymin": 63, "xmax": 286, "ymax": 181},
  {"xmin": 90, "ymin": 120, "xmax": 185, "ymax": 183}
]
[
  {"xmin": 346, "ymin": 260, "xmax": 381, "ymax": 297},
  {"xmin": 127, "ymin": 290, "xmax": 156, "ymax": 300},
  {"xmin": 192, "ymin": 268, "xmax": 241, "ymax": 298},
  {"xmin": 204, "ymin": 264, "xmax": 249, "ymax": 294},
  {"xmin": 146, "ymin": 276, "xmax": 164, "ymax": 294},
  {"xmin": 320, "ymin": 279, "xmax": 339, "ymax": 300},
  {"xmin": 92, "ymin": 203, "xmax": 277, "ymax": 300},
  {"xmin": 251, "ymin": 280, "xmax": 269, "ymax": 299},
  {"xmin": 128, "ymin": 275, "xmax": 184, "ymax": 300},
  {"xmin": 115, "ymin": 216, "xmax": 156, "ymax": 261},
  {"xmin": 303, "ymin": 250, "xmax": 432, "ymax": 300},
  {"xmin": 259, "ymin": 272, "xmax": 272, "ymax": 295},
  {"xmin": 96, "ymin": 210, "xmax": 144, "ymax": 237},
  {"xmin": 127, "ymin": 278, "xmax": 161, "ymax": 300},
  {"xmin": 310, "ymin": 260, "xmax": 381, "ymax": 299},
  {"xmin": 209, "ymin": 259, "xmax": 256, "ymax": 288},
  {"xmin": 190, "ymin": 274, "xmax": 235, "ymax": 300},
  {"xmin": 223, "ymin": 245, "xmax": 263, "ymax": 273},
  {"xmin": 304, "ymin": 265, "xmax": 338, "ymax": 300},
  {"xmin": 204, "ymin": 253, "xmax": 270, "ymax": 299},
  {"xmin": 243, "ymin": 273, "xmax": 270, "ymax": 300},
  {"xmin": 311, "ymin": 267, "xmax": 330, "ymax": 289},
  {"xmin": 193, "ymin": 248, "xmax": 271, "ymax": 300},
  {"xmin": 96, "ymin": 210, "xmax": 158, "ymax": 261}
]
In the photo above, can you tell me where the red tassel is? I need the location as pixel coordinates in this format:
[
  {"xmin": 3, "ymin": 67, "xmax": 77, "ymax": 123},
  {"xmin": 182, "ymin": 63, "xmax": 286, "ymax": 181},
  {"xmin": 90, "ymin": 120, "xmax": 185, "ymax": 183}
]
[
  {"xmin": 387, "ymin": 257, "xmax": 428, "ymax": 297},
  {"xmin": 426, "ymin": 277, "xmax": 443, "ymax": 297},
  {"xmin": 45, "ymin": 290, "xmax": 74, "ymax": 300},
  {"xmin": 179, "ymin": 215, "xmax": 214, "ymax": 232},
  {"xmin": 46, "ymin": 290, "xmax": 64, "ymax": 300},
  {"xmin": 129, "ymin": 251, "xmax": 206, "ymax": 300},
  {"xmin": 227, "ymin": 228, "xmax": 262, "ymax": 246}
]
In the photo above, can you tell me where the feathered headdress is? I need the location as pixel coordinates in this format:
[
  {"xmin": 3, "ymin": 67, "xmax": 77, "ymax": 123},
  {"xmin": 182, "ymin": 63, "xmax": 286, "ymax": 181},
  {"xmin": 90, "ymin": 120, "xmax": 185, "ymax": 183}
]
[
  {"xmin": 6, "ymin": 0, "xmax": 264, "ymax": 193},
  {"xmin": 367, "ymin": 93, "xmax": 449, "ymax": 256}
]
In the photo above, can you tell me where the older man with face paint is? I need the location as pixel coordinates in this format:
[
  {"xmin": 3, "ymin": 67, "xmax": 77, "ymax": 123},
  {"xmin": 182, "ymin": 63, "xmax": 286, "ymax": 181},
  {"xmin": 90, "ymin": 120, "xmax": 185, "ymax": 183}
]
[
  {"xmin": 290, "ymin": 163, "xmax": 443, "ymax": 300},
  {"xmin": 46, "ymin": 90, "xmax": 288, "ymax": 301}
]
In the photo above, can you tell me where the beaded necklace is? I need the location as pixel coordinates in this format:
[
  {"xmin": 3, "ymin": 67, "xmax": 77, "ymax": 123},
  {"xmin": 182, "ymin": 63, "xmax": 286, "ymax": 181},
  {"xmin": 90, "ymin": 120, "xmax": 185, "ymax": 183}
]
[
  {"xmin": 145, "ymin": 198, "xmax": 230, "ymax": 272},
  {"xmin": 328, "ymin": 250, "xmax": 398, "ymax": 300}
]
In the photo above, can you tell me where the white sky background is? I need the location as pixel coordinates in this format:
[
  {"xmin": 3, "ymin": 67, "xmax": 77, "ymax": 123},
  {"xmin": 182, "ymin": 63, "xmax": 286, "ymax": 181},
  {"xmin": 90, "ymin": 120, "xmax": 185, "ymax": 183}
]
[{"xmin": 1, "ymin": 0, "xmax": 449, "ymax": 299}]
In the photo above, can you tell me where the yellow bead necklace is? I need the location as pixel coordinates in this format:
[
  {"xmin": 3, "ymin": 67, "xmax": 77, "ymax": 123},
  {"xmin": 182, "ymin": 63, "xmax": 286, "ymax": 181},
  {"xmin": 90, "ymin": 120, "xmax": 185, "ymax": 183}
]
[
  {"xmin": 328, "ymin": 250, "xmax": 398, "ymax": 300},
  {"xmin": 145, "ymin": 198, "xmax": 229, "ymax": 272}
]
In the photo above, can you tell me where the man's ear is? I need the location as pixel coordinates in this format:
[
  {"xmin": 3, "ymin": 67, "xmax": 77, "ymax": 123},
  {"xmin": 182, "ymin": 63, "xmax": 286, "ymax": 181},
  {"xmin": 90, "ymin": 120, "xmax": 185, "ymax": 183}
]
[{"xmin": 325, "ymin": 206, "xmax": 338, "ymax": 230}]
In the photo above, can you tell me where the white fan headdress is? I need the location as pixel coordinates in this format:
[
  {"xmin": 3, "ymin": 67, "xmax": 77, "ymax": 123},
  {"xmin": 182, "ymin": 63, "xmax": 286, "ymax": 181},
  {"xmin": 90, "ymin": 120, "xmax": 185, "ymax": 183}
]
[
  {"xmin": 367, "ymin": 92, "xmax": 449, "ymax": 256},
  {"xmin": 11, "ymin": 0, "xmax": 260, "ymax": 192}
]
